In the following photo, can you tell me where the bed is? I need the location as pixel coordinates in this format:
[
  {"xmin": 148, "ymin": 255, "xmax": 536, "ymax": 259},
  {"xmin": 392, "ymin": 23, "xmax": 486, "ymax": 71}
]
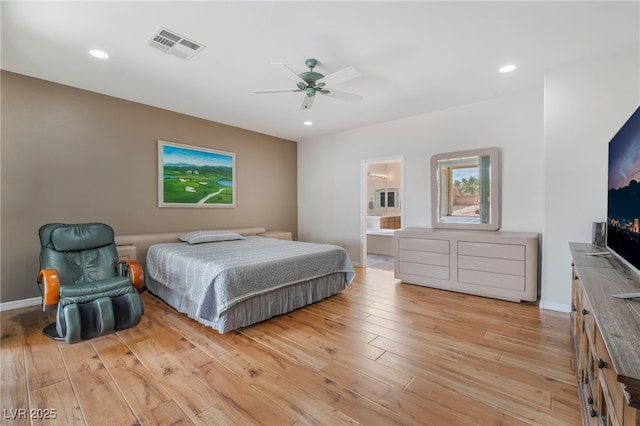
[{"xmin": 114, "ymin": 227, "xmax": 355, "ymax": 333}]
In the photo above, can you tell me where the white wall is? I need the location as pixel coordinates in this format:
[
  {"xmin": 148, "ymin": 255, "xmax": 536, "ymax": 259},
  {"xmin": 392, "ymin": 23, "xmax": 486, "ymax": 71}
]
[
  {"xmin": 298, "ymin": 48, "xmax": 639, "ymax": 310},
  {"xmin": 298, "ymin": 88, "xmax": 545, "ymax": 263},
  {"xmin": 541, "ymin": 49, "xmax": 640, "ymax": 311}
]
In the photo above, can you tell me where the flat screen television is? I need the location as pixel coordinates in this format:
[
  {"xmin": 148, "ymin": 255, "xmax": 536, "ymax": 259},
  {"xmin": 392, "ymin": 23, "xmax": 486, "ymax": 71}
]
[{"xmin": 607, "ymin": 105, "xmax": 640, "ymax": 285}]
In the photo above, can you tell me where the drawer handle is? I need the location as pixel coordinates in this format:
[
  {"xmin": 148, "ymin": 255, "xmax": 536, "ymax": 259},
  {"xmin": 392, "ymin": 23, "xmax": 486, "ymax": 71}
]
[
  {"xmin": 582, "ymin": 308, "xmax": 589, "ymax": 315},
  {"xmin": 598, "ymin": 359, "xmax": 608, "ymax": 369},
  {"xmin": 590, "ymin": 408, "xmax": 598, "ymax": 418},
  {"xmin": 572, "ymin": 304, "xmax": 576, "ymax": 312}
]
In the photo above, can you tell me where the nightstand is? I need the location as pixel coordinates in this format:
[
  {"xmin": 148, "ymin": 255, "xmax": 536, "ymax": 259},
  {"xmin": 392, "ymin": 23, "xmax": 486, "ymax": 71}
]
[
  {"xmin": 258, "ymin": 231, "xmax": 292, "ymax": 241},
  {"xmin": 116, "ymin": 244, "xmax": 137, "ymax": 261}
]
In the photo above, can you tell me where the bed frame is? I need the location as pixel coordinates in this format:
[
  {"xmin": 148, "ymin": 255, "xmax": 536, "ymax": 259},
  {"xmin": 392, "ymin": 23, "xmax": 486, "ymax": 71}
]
[
  {"xmin": 114, "ymin": 227, "xmax": 267, "ymax": 263},
  {"xmin": 114, "ymin": 227, "xmax": 349, "ymax": 333}
]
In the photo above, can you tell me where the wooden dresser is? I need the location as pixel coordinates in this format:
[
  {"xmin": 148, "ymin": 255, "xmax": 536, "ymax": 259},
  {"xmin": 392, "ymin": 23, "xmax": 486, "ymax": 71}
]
[
  {"xmin": 570, "ymin": 242, "xmax": 640, "ymax": 426},
  {"xmin": 394, "ymin": 228, "xmax": 538, "ymax": 302}
]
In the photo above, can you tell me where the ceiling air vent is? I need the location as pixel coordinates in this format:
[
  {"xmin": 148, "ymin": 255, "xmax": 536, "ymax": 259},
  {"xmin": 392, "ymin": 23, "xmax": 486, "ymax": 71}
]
[{"xmin": 146, "ymin": 27, "xmax": 205, "ymax": 60}]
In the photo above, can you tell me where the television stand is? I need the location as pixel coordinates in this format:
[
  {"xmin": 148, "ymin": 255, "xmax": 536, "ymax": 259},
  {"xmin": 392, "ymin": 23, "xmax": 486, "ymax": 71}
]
[
  {"xmin": 613, "ymin": 292, "xmax": 640, "ymax": 299},
  {"xmin": 570, "ymin": 242, "xmax": 640, "ymax": 425},
  {"xmin": 585, "ymin": 251, "xmax": 610, "ymax": 256}
]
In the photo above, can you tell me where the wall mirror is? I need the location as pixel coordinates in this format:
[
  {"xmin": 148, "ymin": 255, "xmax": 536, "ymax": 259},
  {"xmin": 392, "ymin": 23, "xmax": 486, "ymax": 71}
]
[{"xmin": 431, "ymin": 147, "xmax": 500, "ymax": 230}]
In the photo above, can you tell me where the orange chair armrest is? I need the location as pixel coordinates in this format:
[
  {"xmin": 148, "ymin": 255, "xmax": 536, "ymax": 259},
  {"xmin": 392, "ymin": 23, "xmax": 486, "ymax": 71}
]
[
  {"xmin": 38, "ymin": 269, "xmax": 60, "ymax": 308},
  {"xmin": 117, "ymin": 260, "xmax": 144, "ymax": 290}
]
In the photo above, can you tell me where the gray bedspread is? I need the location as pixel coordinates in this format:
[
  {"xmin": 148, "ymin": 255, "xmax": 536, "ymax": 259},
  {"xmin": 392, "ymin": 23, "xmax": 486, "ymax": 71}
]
[{"xmin": 145, "ymin": 236, "xmax": 355, "ymax": 324}]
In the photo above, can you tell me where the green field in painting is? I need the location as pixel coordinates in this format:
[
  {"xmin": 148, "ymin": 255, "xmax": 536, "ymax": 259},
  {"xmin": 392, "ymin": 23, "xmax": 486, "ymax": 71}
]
[{"xmin": 163, "ymin": 165, "xmax": 233, "ymax": 204}]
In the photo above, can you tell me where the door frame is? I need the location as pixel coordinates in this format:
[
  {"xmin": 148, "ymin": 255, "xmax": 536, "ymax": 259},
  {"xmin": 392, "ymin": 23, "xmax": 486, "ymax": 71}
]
[{"xmin": 361, "ymin": 155, "xmax": 404, "ymax": 268}]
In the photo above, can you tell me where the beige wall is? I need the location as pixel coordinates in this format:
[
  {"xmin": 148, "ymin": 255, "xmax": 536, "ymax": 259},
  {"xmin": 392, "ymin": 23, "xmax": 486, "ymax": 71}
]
[{"xmin": 1, "ymin": 71, "xmax": 298, "ymax": 303}]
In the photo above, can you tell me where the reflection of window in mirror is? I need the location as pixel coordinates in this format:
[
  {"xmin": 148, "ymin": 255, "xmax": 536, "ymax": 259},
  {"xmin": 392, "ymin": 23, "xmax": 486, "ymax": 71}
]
[
  {"xmin": 388, "ymin": 190, "xmax": 396, "ymax": 208},
  {"xmin": 375, "ymin": 188, "xmax": 398, "ymax": 208},
  {"xmin": 431, "ymin": 148, "xmax": 500, "ymax": 231},
  {"xmin": 451, "ymin": 165, "xmax": 480, "ymax": 218},
  {"xmin": 437, "ymin": 158, "xmax": 490, "ymax": 223}
]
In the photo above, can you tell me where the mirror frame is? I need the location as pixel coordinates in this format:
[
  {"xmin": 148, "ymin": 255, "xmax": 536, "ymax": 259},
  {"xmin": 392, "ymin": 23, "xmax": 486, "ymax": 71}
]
[{"xmin": 430, "ymin": 147, "xmax": 500, "ymax": 231}]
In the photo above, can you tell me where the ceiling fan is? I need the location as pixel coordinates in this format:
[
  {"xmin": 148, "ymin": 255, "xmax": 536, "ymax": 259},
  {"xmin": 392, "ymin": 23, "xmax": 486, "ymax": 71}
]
[{"xmin": 254, "ymin": 58, "xmax": 363, "ymax": 110}]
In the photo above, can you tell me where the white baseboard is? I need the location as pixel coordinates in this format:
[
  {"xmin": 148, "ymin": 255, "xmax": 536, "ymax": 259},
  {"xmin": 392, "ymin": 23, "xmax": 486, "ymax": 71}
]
[
  {"xmin": 0, "ymin": 296, "xmax": 41, "ymax": 312},
  {"xmin": 539, "ymin": 301, "xmax": 572, "ymax": 313},
  {"xmin": 0, "ymin": 293, "xmax": 572, "ymax": 314}
]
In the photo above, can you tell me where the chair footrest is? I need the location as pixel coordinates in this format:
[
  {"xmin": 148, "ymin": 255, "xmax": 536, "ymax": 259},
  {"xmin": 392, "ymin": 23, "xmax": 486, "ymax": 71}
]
[{"xmin": 46, "ymin": 293, "xmax": 144, "ymax": 344}]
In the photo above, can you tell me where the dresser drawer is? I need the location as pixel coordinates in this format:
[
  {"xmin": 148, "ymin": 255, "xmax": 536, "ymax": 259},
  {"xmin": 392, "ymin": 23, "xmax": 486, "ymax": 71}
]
[
  {"xmin": 458, "ymin": 255, "xmax": 524, "ymax": 276},
  {"xmin": 398, "ymin": 237, "xmax": 450, "ymax": 254},
  {"xmin": 595, "ymin": 327, "xmax": 625, "ymax": 424},
  {"xmin": 399, "ymin": 249, "xmax": 449, "ymax": 267},
  {"xmin": 458, "ymin": 269, "xmax": 525, "ymax": 291},
  {"xmin": 580, "ymin": 291, "xmax": 596, "ymax": 344},
  {"xmin": 458, "ymin": 241, "xmax": 525, "ymax": 261},
  {"xmin": 399, "ymin": 261, "xmax": 449, "ymax": 280}
]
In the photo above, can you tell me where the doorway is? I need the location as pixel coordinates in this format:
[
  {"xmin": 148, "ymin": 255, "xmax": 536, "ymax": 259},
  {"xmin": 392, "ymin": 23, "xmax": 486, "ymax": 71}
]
[{"xmin": 361, "ymin": 156, "xmax": 403, "ymax": 270}]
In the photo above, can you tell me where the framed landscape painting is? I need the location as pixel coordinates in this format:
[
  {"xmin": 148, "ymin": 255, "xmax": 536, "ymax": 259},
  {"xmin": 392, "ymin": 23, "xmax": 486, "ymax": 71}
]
[{"xmin": 158, "ymin": 140, "xmax": 236, "ymax": 208}]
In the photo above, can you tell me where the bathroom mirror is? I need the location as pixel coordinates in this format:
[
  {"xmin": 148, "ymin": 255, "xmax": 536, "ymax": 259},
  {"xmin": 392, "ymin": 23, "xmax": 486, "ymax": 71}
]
[{"xmin": 431, "ymin": 147, "xmax": 500, "ymax": 230}]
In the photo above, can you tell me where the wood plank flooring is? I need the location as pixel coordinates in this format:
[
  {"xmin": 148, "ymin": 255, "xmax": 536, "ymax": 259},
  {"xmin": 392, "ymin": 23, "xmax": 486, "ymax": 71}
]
[{"xmin": 1, "ymin": 267, "xmax": 581, "ymax": 425}]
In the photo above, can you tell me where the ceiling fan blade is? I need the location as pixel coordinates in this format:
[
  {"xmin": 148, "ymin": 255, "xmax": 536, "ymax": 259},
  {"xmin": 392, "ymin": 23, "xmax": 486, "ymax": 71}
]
[
  {"xmin": 271, "ymin": 62, "xmax": 306, "ymax": 84},
  {"xmin": 321, "ymin": 88, "xmax": 363, "ymax": 103},
  {"xmin": 254, "ymin": 89, "xmax": 302, "ymax": 94},
  {"xmin": 300, "ymin": 94, "xmax": 315, "ymax": 110},
  {"xmin": 316, "ymin": 65, "xmax": 361, "ymax": 87}
]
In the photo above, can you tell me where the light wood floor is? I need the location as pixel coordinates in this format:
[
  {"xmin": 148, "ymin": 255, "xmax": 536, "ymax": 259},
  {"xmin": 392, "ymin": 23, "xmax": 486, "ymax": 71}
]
[{"xmin": 1, "ymin": 268, "xmax": 581, "ymax": 425}]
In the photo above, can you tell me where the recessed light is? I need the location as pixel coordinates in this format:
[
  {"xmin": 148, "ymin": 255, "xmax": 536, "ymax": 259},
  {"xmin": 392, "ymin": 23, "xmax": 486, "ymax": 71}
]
[
  {"xmin": 303, "ymin": 121, "xmax": 313, "ymax": 126},
  {"xmin": 499, "ymin": 64, "xmax": 516, "ymax": 73},
  {"xmin": 89, "ymin": 49, "xmax": 109, "ymax": 59}
]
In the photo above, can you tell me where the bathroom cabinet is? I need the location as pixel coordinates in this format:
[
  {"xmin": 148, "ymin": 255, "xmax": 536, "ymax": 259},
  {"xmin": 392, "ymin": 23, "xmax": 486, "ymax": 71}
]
[{"xmin": 380, "ymin": 216, "xmax": 401, "ymax": 229}]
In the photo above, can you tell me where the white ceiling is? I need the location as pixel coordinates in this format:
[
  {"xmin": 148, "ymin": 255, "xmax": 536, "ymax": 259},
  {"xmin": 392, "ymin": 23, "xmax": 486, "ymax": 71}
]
[{"xmin": 2, "ymin": 1, "xmax": 639, "ymax": 142}]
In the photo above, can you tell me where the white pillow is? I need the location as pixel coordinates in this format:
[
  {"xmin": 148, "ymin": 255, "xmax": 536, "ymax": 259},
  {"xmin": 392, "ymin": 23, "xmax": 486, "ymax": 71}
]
[{"xmin": 178, "ymin": 230, "xmax": 245, "ymax": 245}]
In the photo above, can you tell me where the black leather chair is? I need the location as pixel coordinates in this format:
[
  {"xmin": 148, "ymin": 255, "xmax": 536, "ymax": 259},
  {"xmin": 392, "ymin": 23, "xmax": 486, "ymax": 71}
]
[{"xmin": 37, "ymin": 223, "xmax": 144, "ymax": 343}]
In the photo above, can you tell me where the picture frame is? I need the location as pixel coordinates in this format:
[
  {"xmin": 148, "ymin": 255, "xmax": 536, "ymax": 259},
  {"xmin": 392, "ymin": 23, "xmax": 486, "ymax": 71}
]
[{"xmin": 158, "ymin": 140, "xmax": 236, "ymax": 208}]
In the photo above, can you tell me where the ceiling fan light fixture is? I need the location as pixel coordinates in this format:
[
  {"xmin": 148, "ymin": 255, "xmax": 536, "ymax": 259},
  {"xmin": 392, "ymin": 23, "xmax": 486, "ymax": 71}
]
[
  {"xmin": 499, "ymin": 64, "xmax": 516, "ymax": 73},
  {"xmin": 89, "ymin": 49, "xmax": 109, "ymax": 59},
  {"xmin": 255, "ymin": 58, "xmax": 362, "ymax": 110}
]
